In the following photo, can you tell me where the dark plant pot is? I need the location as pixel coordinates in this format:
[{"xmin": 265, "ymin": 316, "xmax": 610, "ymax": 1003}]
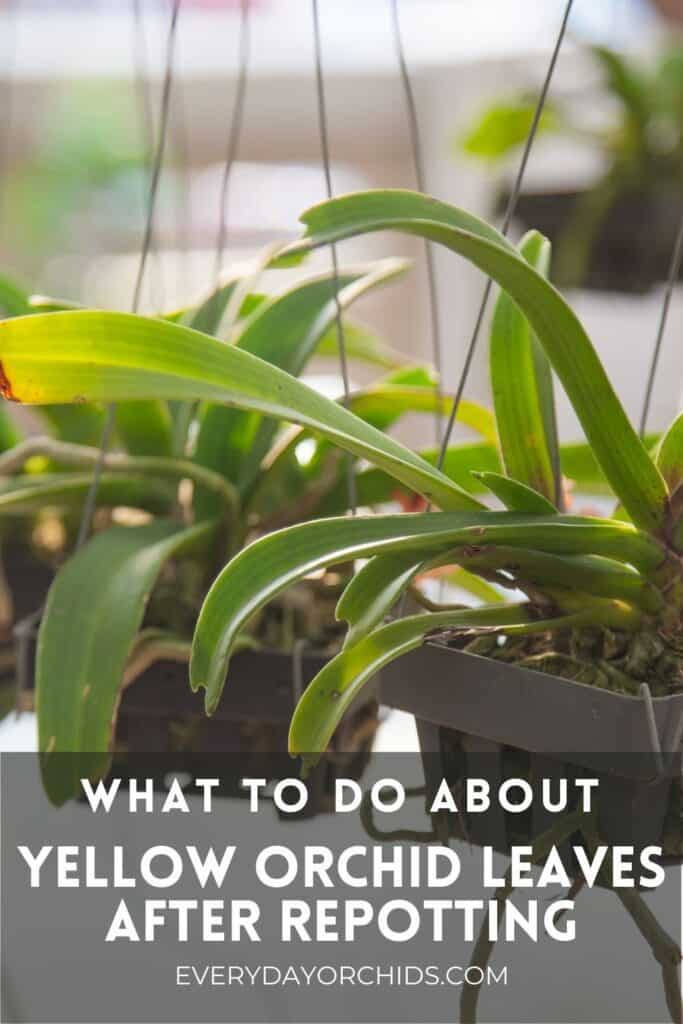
[
  {"xmin": 378, "ymin": 642, "xmax": 683, "ymax": 856},
  {"xmin": 3, "ymin": 545, "xmax": 54, "ymax": 623},
  {"xmin": 114, "ymin": 650, "xmax": 379, "ymax": 816},
  {"xmin": 19, "ymin": 624, "xmax": 379, "ymax": 813},
  {"xmin": 117, "ymin": 648, "xmax": 378, "ymax": 775},
  {"xmin": 507, "ymin": 188, "xmax": 683, "ymax": 293}
]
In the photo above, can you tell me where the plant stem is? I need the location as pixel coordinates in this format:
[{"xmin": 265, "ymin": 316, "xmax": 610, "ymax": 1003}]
[{"xmin": 0, "ymin": 437, "xmax": 239, "ymax": 521}]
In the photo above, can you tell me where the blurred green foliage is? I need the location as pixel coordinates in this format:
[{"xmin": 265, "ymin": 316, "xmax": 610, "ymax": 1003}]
[
  {"xmin": 3, "ymin": 84, "xmax": 147, "ymax": 280},
  {"xmin": 460, "ymin": 44, "xmax": 683, "ymax": 286}
]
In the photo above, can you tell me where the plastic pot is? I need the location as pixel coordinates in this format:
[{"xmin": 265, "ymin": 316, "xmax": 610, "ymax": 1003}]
[
  {"xmin": 378, "ymin": 642, "xmax": 683, "ymax": 855},
  {"xmin": 507, "ymin": 188, "xmax": 683, "ymax": 293}
]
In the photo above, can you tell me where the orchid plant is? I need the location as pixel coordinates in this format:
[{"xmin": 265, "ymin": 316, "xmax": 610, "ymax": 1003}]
[{"xmin": 0, "ymin": 190, "xmax": 678, "ymax": 800}]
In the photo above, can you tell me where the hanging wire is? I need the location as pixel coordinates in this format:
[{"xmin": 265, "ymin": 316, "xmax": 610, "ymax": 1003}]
[
  {"xmin": 311, "ymin": 0, "xmax": 357, "ymax": 514},
  {"xmin": 74, "ymin": 0, "xmax": 182, "ymax": 552},
  {"xmin": 639, "ymin": 213, "xmax": 683, "ymax": 437},
  {"xmin": 0, "ymin": 0, "xmax": 18, "ymax": 242},
  {"xmin": 436, "ymin": 0, "xmax": 574, "ymax": 470},
  {"xmin": 173, "ymin": 77, "xmax": 192, "ymax": 302},
  {"xmin": 213, "ymin": 0, "xmax": 250, "ymax": 292},
  {"xmin": 389, "ymin": 0, "xmax": 444, "ymax": 447},
  {"xmin": 132, "ymin": 0, "xmax": 166, "ymax": 312},
  {"xmin": 14, "ymin": 0, "xmax": 182, "ymax": 701}
]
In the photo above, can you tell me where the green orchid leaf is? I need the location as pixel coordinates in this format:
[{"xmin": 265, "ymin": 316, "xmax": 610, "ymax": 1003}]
[
  {"xmin": 656, "ymin": 412, "xmax": 683, "ymax": 493},
  {"xmin": 459, "ymin": 101, "xmax": 561, "ymax": 162},
  {"xmin": 169, "ymin": 278, "xmax": 247, "ymax": 458},
  {"xmin": 37, "ymin": 519, "xmax": 216, "ymax": 805},
  {"xmin": 343, "ymin": 443, "xmax": 500, "ymax": 510},
  {"xmin": 317, "ymin": 435, "xmax": 661, "ymax": 518},
  {"xmin": 472, "ymin": 471, "xmax": 556, "ymax": 514},
  {"xmin": 194, "ymin": 260, "xmax": 406, "ymax": 516},
  {"xmin": 190, "ymin": 511, "xmax": 663, "ymax": 713},
  {"xmin": 115, "ymin": 400, "xmax": 173, "ymax": 457},
  {"xmin": 349, "ymin": 386, "xmax": 496, "ymax": 444},
  {"xmin": 455, "ymin": 545, "xmax": 661, "ymax": 613},
  {"xmin": 490, "ymin": 231, "xmax": 559, "ymax": 503},
  {"xmin": 336, "ymin": 551, "xmax": 426, "ymax": 648},
  {"xmin": 39, "ymin": 405, "xmax": 105, "ymax": 446},
  {"xmin": 249, "ymin": 387, "xmax": 495, "ymax": 525},
  {"xmin": 289, "ymin": 599, "xmax": 639, "ymax": 769},
  {"xmin": 316, "ymin": 320, "xmax": 406, "ymax": 369},
  {"xmin": 591, "ymin": 45, "xmax": 649, "ymax": 124},
  {"xmin": 438, "ymin": 566, "xmax": 505, "ymax": 604},
  {"xmin": 180, "ymin": 277, "xmax": 241, "ymax": 336},
  {"xmin": 0, "ymin": 409, "xmax": 21, "ymax": 454},
  {"xmin": 287, "ymin": 189, "xmax": 668, "ymax": 533},
  {"xmin": 0, "ymin": 310, "xmax": 477, "ymax": 513},
  {"xmin": 289, "ymin": 605, "xmax": 536, "ymax": 767}
]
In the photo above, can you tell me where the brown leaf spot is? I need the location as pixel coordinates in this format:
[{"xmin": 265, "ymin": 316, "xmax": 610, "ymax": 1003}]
[{"xmin": 0, "ymin": 361, "xmax": 19, "ymax": 402}]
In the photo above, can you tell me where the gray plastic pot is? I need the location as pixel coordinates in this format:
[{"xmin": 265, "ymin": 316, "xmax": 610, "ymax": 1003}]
[{"xmin": 378, "ymin": 642, "xmax": 683, "ymax": 856}]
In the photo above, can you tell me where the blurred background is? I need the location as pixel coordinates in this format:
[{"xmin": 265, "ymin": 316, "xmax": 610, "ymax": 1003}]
[{"xmin": 1, "ymin": 0, "xmax": 682, "ymax": 435}]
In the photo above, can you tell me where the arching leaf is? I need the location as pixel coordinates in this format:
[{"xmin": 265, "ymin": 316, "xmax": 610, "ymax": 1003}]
[
  {"xmin": 287, "ymin": 189, "xmax": 668, "ymax": 533},
  {"xmin": 0, "ymin": 310, "xmax": 479, "ymax": 513}
]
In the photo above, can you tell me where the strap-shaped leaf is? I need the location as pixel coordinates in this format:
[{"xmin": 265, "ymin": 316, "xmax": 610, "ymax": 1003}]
[
  {"xmin": 473, "ymin": 471, "xmax": 556, "ymax": 514},
  {"xmin": 194, "ymin": 260, "xmax": 406, "ymax": 516},
  {"xmin": 314, "ymin": 442, "xmax": 500, "ymax": 516},
  {"xmin": 349, "ymin": 386, "xmax": 496, "ymax": 443},
  {"xmin": 317, "ymin": 436, "xmax": 623, "ymax": 518},
  {"xmin": 289, "ymin": 599, "xmax": 640, "ymax": 769},
  {"xmin": 115, "ymin": 400, "xmax": 173, "ymax": 457},
  {"xmin": 460, "ymin": 101, "xmax": 561, "ymax": 162},
  {"xmin": 316, "ymin": 321, "xmax": 405, "ymax": 369},
  {"xmin": 490, "ymin": 231, "xmax": 559, "ymax": 503},
  {"xmin": 288, "ymin": 605, "xmax": 536, "ymax": 767},
  {"xmin": 191, "ymin": 511, "xmax": 663, "ymax": 713},
  {"xmin": 40, "ymin": 405, "xmax": 105, "ymax": 446},
  {"xmin": 455, "ymin": 545, "xmax": 661, "ymax": 613},
  {"xmin": 12, "ymin": 294, "xmax": 110, "ymax": 449},
  {"xmin": 288, "ymin": 190, "xmax": 668, "ymax": 533},
  {"xmin": 56, "ymin": 307, "xmax": 183, "ymax": 461},
  {"xmin": 0, "ymin": 310, "xmax": 478, "ymax": 513},
  {"xmin": 336, "ymin": 551, "xmax": 426, "ymax": 648},
  {"xmin": 169, "ymin": 278, "xmax": 246, "ymax": 458},
  {"xmin": 37, "ymin": 519, "xmax": 216, "ymax": 804},
  {"xmin": 591, "ymin": 45, "xmax": 649, "ymax": 123},
  {"xmin": 656, "ymin": 412, "xmax": 683, "ymax": 493},
  {"xmin": 248, "ymin": 390, "xmax": 495, "ymax": 524},
  {"xmin": 0, "ymin": 410, "xmax": 20, "ymax": 453}
]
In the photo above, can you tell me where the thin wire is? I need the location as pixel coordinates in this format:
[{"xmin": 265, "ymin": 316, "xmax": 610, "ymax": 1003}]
[
  {"xmin": 213, "ymin": 0, "xmax": 250, "ymax": 292},
  {"xmin": 311, "ymin": 0, "xmax": 357, "ymax": 514},
  {"xmin": 74, "ymin": 0, "xmax": 182, "ymax": 552},
  {"xmin": 639, "ymin": 213, "xmax": 683, "ymax": 437},
  {"xmin": 436, "ymin": 0, "xmax": 574, "ymax": 470},
  {"xmin": 390, "ymin": 0, "xmax": 444, "ymax": 447},
  {"xmin": 132, "ymin": 0, "xmax": 165, "ymax": 312},
  {"xmin": 0, "ymin": 0, "xmax": 18, "ymax": 243}
]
